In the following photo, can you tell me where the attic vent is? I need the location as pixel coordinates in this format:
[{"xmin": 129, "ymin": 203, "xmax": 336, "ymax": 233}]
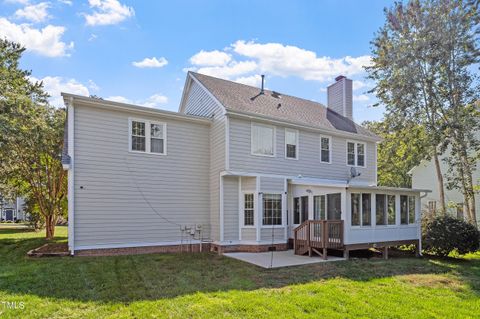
[{"xmin": 271, "ymin": 91, "xmax": 282, "ymax": 99}]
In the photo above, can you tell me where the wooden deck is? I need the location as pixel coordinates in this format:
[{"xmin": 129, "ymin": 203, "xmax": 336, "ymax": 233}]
[{"xmin": 293, "ymin": 220, "xmax": 344, "ymax": 259}]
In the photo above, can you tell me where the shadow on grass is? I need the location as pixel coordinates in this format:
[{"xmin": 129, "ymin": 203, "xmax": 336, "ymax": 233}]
[{"xmin": 0, "ymin": 228, "xmax": 478, "ymax": 303}]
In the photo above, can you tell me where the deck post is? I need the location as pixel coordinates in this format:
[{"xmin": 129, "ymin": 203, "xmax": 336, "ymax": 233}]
[
  {"xmin": 343, "ymin": 249, "xmax": 349, "ymax": 260},
  {"xmin": 383, "ymin": 246, "xmax": 389, "ymax": 260}
]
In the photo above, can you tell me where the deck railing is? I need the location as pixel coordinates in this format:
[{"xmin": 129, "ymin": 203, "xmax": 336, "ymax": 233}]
[{"xmin": 293, "ymin": 220, "xmax": 344, "ymax": 259}]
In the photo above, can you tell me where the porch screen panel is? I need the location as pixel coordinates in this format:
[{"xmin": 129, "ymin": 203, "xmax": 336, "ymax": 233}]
[
  {"xmin": 293, "ymin": 197, "xmax": 300, "ymax": 224},
  {"xmin": 388, "ymin": 195, "xmax": 396, "ymax": 225},
  {"xmin": 327, "ymin": 193, "xmax": 342, "ymax": 220},
  {"xmin": 408, "ymin": 196, "xmax": 416, "ymax": 224},
  {"xmin": 313, "ymin": 195, "xmax": 326, "ymax": 220},
  {"xmin": 351, "ymin": 193, "xmax": 361, "ymax": 226},
  {"xmin": 362, "ymin": 194, "xmax": 371, "ymax": 226},
  {"xmin": 300, "ymin": 196, "xmax": 308, "ymax": 223},
  {"xmin": 376, "ymin": 194, "xmax": 386, "ymax": 225},
  {"xmin": 400, "ymin": 195, "xmax": 408, "ymax": 225}
]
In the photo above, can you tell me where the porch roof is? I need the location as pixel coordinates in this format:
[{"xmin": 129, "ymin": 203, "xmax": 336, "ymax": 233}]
[{"xmin": 346, "ymin": 185, "xmax": 431, "ymax": 193}]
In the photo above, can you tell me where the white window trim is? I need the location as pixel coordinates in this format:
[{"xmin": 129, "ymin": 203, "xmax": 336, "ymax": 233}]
[
  {"xmin": 261, "ymin": 192, "xmax": 284, "ymax": 227},
  {"xmin": 128, "ymin": 118, "xmax": 167, "ymax": 155},
  {"xmin": 251, "ymin": 122, "xmax": 276, "ymax": 157},
  {"xmin": 346, "ymin": 140, "xmax": 366, "ymax": 168},
  {"xmin": 284, "ymin": 128, "xmax": 299, "ymax": 160},
  {"xmin": 320, "ymin": 135, "xmax": 332, "ymax": 164},
  {"xmin": 241, "ymin": 191, "xmax": 256, "ymax": 228}
]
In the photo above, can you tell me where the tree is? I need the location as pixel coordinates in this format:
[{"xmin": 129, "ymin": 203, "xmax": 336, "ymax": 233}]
[
  {"xmin": 367, "ymin": 0, "xmax": 480, "ymax": 222},
  {"xmin": 0, "ymin": 39, "xmax": 67, "ymax": 239},
  {"xmin": 363, "ymin": 119, "xmax": 428, "ymax": 188}
]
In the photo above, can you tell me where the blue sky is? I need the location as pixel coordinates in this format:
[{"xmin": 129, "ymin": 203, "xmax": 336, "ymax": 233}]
[{"xmin": 0, "ymin": 0, "xmax": 396, "ymax": 122}]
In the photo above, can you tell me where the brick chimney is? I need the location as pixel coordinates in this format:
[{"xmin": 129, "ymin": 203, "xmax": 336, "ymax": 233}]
[{"xmin": 327, "ymin": 75, "xmax": 353, "ymax": 120}]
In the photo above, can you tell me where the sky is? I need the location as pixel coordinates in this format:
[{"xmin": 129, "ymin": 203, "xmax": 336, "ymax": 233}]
[{"xmin": 0, "ymin": 0, "xmax": 397, "ymax": 122}]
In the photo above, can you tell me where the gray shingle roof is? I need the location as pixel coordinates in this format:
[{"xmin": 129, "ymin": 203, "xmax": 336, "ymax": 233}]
[{"xmin": 191, "ymin": 72, "xmax": 379, "ymax": 140}]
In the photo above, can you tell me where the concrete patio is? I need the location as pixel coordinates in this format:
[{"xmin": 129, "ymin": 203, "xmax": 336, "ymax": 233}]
[{"xmin": 223, "ymin": 250, "xmax": 345, "ymax": 268}]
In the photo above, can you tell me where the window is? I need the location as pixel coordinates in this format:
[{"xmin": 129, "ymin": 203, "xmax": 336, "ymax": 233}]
[
  {"xmin": 131, "ymin": 121, "xmax": 146, "ymax": 152},
  {"xmin": 400, "ymin": 195, "xmax": 408, "ymax": 224},
  {"xmin": 347, "ymin": 142, "xmax": 355, "ymax": 166},
  {"xmin": 314, "ymin": 195, "xmax": 326, "ymax": 220},
  {"xmin": 293, "ymin": 196, "xmax": 308, "ymax": 224},
  {"xmin": 351, "ymin": 193, "xmax": 371, "ymax": 226},
  {"xmin": 376, "ymin": 194, "xmax": 387, "ymax": 225},
  {"xmin": 351, "ymin": 193, "xmax": 361, "ymax": 226},
  {"xmin": 252, "ymin": 123, "xmax": 275, "ymax": 156},
  {"xmin": 263, "ymin": 194, "xmax": 282, "ymax": 225},
  {"xmin": 388, "ymin": 195, "xmax": 396, "ymax": 225},
  {"xmin": 285, "ymin": 129, "xmax": 298, "ymax": 159},
  {"xmin": 244, "ymin": 193, "xmax": 254, "ymax": 226},
  {"xmin": 320, "ymin": 136, "xmax": 331, "ymax": 163},
  {"xmin": 129, "ymin": 119, "xmax": 166, "ymax": 154},
  {"xmin": 150, "ymin": 123, "xmax": 165, "ymax": 154},
  {"xmin": 346, "ymin": 141, "xmax": 366, "ymax": 167}
]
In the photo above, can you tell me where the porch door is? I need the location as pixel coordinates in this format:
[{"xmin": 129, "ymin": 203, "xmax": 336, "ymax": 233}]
[{"xmin": 293, "ymin": 196, "xmax": 309, "ymax": 224}]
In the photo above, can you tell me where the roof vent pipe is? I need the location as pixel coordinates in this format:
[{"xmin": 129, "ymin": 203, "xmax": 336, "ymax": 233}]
[{"xmin": 260, "ymin": 75, "xmax": 265, "ymax": 95}]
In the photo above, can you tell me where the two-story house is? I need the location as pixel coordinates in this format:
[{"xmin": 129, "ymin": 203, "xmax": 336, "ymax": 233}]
[{"xmin": 62, "ymin": 72, "xmax": 429, "ymax": 258}]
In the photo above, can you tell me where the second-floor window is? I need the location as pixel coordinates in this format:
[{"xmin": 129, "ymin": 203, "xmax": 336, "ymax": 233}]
[
  {"xmin": 251, "ymin": 123, "xmax": 275, "ymax": 156},
  {"xmin": 285, "ymin": 129, "xmax": 298, "ymax": 159},
  {"xmin": 320, "ymin": 136, "xmax": 331, "ymax": 163},
  {"xmin": 347, "ymin": 141, "xmax": 366, "ymax": 167},
  {"xmin": 130, "ymin": 119, "xmax": 166, "ymax": 155}
]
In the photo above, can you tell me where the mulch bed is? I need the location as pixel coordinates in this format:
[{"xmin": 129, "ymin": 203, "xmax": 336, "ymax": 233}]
[{"xmin": 27, "ymin": 243, "xmax": 70, "ymax": 257}]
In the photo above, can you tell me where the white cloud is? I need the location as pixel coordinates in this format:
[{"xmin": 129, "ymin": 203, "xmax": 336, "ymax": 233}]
[
  {"xmin": 58, "ymin": 0, "xmax": 72, "ymax": 5},
  {"xmin": 88, "ymin": 33, "xmax": 98, "ymax": 41},
  {"xmin": 0, "ymin": 18, "xmax": 73, "ymax": 57},
  {"xmin": 190, "ymin": 50, "xmax": 231, "ymax": 66},
  {"xmin": 196, "ymin": 60, "xmax": 257, "ymax": 79},
  {"xmin": 106, "ymin": 93, "xmax": 168, "ymax": 108},
  {"xmin": 15, "ymin": 2, "xmax": 50, "ymax": 23},
  {"xmin": 353, "ymin": 94, "xmax": 370, "ymax": 102},
  {"xmin": 141, "ymin": 94, "xmax": 168, "ymax": 107},
  {"xmin": 234, "ymin": 75, "xmax": 262, "ymax": 87},
  {"xmin": 187, "ymin": 40, "xmax": 372, "ymax": 87},
  {"xmin": 84, "ymin": 0, "xmax": 134, "ymax": 26},
  {"xmin": 4, "ymin": 0, "xmax": 30, "ymax": 4},
  {"xmin": 232, "ymin": 40, "xmax": 372, "ymax": 82},
  {"xmin": 31, "ymin": 76, "xmax": 90, "ymax": 107},
  {"xmin": 132, "ymin": 57, "xmax": 168, "ymax": 68},
  {"xmin": 88, "ymin": 79, "xmax": 100, "ymax": 91}
]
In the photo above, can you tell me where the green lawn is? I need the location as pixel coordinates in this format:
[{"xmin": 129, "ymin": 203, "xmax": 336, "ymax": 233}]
[{"xmin": 0, "ymin": 226, "xmax": 479, "ymax": 318}]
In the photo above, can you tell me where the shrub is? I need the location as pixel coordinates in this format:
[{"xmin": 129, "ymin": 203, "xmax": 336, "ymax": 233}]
[{"xmin": 422, "ymin": 215, "xmax": 479, "ymax": 257}]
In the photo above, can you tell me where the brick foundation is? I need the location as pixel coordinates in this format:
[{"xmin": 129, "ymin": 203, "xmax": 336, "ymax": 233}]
[
  {"xmin": 210, "ymin": 243, "xmax": 288, "ymax": 254},
  {"xmin": 76, "ymin": 243, "xmax": 211, "ymax": 257},
  {"xmin": 75, "ymin": 242, "xmax": 289, "ymax": 256}
]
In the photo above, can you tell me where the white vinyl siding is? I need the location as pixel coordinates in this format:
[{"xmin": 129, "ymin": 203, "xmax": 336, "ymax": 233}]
[
  {"xmin": 285, "ymin": 128, "xmax": 298, "ymax": 159},
  {"xmin": 73, "ymin": 104, "xmax": 210, "ymax": 249},
  {"xmin": 229, "ymin": 117, "xmax": 376, "ymax": 184},
  {"xmin": 251, "ymin": 122, "xmax": 275, "ymax": 157}
]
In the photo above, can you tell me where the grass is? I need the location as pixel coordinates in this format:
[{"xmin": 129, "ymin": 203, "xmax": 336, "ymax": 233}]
[{"xmin": 0, "ymin": 226, "xmax": 479, "ymax": 318}]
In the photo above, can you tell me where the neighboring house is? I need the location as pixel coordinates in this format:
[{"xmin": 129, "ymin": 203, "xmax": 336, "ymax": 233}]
[
  {"xmin": 0, "ymin": 196, "xmax": 25, "ymax": 222},
  {"xmin": 62, "ymin": 72, "xmax": 429, "ymax": 257},
  {"xmin": 411, "ymin": 140, "xmax": 480, "ymax": 225}
]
